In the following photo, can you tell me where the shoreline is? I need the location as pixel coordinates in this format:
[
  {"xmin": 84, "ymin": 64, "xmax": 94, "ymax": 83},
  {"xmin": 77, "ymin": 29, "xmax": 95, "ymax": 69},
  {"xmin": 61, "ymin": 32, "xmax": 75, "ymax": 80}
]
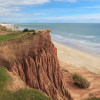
[
  {"xmin": 52, "ymin": 38, "xmax": 100, "ymax": 58},
  {"xmin": 53, "ymin": 41, "xmax": 100, "ymax": 75}
]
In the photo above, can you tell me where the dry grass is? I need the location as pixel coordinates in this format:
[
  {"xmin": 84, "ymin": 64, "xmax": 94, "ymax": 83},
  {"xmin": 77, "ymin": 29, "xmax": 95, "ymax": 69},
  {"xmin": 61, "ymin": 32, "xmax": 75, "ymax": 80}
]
[
  {"xmin": 0, "ymin": 41, "xmax": 30, "ymax": 64},
  {"xmin": 6, "ymin": 71, "xmax": 26, "ymax": 92}
]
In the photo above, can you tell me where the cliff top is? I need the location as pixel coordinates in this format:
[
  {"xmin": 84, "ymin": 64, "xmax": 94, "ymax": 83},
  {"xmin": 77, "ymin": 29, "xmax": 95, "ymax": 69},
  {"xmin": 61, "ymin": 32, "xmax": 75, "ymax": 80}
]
[{"xmin": 0, "ymin": 25, "xmax": 51, "ymax": 43}]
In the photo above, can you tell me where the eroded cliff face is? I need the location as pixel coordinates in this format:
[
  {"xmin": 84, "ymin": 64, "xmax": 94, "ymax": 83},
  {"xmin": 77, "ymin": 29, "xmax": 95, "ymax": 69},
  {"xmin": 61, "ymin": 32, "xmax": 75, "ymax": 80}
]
[{"xmin": 0, "ymin": 30, "xmax": 73, "ymax": 100}]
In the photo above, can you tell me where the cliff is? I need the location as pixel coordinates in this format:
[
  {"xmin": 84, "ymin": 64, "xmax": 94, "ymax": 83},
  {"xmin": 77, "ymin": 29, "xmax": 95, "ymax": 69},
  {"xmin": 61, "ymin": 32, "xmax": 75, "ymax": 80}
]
[{"xmin": 0, "ymin": 30, "xmax": 73, "ymax": 100}]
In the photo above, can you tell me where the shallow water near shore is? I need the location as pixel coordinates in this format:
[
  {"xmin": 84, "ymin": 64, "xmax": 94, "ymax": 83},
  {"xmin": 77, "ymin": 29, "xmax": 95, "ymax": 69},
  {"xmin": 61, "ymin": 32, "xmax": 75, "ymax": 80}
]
[{"xmin": 11, "ymin": 23, "xmax": 100, "ymax": 57}]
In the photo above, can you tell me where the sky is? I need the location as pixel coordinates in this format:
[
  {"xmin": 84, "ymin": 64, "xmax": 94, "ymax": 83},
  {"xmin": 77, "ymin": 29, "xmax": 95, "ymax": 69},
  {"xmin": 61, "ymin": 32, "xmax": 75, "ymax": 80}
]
[{"xmin": 0, "ymin": 0, "xmax": 100, "ymax": 23}]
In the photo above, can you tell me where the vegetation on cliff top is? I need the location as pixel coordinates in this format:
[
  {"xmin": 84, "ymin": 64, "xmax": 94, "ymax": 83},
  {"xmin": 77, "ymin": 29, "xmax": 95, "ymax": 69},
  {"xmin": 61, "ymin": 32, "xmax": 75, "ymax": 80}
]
[
  {"xmin": 0, "ymin": 26, "xmax": 44, "ymax": 43},
  {"xmin": 0, "ymin": 31, "xmax": 35, "ymax": 43},
  {"xmin": 0, "ymin": 66, "xmax": 53, "ymax": 100}
]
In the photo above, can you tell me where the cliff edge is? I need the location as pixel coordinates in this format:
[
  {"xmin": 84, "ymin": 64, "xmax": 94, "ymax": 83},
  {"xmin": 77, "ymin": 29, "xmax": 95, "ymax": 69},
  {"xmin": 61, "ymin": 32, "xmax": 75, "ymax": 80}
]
[{"xmin": 0, "ymin": 30, "xmax": 73, "ymax": 100}]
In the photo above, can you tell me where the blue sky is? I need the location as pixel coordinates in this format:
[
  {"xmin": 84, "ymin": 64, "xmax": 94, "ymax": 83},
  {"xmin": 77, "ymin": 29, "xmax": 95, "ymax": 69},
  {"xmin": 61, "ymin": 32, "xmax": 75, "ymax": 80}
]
[{"xmin": 0, "ymin": 0, "xmax": 100, "ymax": 23}]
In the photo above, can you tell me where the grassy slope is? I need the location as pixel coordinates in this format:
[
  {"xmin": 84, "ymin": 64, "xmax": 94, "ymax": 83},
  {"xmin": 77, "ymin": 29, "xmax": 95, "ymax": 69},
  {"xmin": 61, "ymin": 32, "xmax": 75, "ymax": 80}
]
[{"xmin": 0, "ymin": 66, "xmax": 53, "ymax": 100}]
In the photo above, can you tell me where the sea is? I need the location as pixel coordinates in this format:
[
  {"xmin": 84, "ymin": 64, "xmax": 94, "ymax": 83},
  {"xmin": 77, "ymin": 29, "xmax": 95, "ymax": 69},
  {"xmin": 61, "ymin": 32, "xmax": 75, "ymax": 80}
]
[{"xmin": 11, "ymin": 23, "xmax": 100, "ymax": 57}]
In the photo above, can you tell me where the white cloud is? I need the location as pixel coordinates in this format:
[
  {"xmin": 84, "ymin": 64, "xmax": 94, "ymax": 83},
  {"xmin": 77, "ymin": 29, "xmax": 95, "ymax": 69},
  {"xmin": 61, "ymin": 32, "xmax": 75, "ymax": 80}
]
[
  {"xmin": 1, "ymin": 13, "xmax": 100, "ymax": 23},
  {"xmin": 0, "ymin": 11, "xmax": 46, "ymax": 17},
  {"xmin": 0, "ymin": 7, "xmax": 21, "ymax": 13},
  {"xmin": 0, "ymin": 0, "xmax": 50, "ymax": 17},
  {"xmin": 0, "ymin": 12, "xmax": 24, "ymax": 17},
  {"xmin": 84, "ymin": 5, "xmax": 100, "ymax": 8},
  {"xmin": 35, "ymin": 13, "xmax": 100, "ymax": 23},
  {"xmin": 0, "ymin": 0, "xmax": 50, "ymax": 6},
  {"xmin": 54, "ymin": 0, "xmax": 76, "ymax": 3},
  {"xmin": 0, "ymin": 6, "xmax": 23, "ymax": 17}
]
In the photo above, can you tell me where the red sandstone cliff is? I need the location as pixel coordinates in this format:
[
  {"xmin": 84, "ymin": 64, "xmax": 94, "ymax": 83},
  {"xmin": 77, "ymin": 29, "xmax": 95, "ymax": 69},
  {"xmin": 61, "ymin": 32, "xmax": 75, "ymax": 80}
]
[{"xmin": 0, "ymin": 30, "xmax": 73, "ymax": 100}]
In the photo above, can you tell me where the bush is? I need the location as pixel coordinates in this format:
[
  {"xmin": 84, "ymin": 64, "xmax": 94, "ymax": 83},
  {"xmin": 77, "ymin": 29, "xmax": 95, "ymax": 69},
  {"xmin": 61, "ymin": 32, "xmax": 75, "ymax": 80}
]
[
  {"xmin": 1, "ymin": 28, "xmax": 4, "ymax": 31},
  {"xmin": 23, "ymin": 28, "xmax": 28, "ymax": 32},
  {"xmin": 62, "ymin": 69, "xmax": 69, "ymax": 73},
  {"xmin": 38, "ymin": 31, "xmax": 42, "ymax": 33},
  {"xmin": 87, "ymin": 97, "xmax": 100, "ymax": 100},
  {"xmin": 72, "ymin": 73, "xmax": 90, "ymax": 89},
  {"xmin": 23, "ymin": 29, "xmax": 35, "ymax": 33},
  {"xmin": 28, "ymin": 30, "xmax": 35, "ymax": 32},
  {"xmin": 33, "ymin": 32, "xmax": 36, "ymax": 35},
  {"xmin": 1, "ymin": 26, "xmax": 6, "ymax": 31}
]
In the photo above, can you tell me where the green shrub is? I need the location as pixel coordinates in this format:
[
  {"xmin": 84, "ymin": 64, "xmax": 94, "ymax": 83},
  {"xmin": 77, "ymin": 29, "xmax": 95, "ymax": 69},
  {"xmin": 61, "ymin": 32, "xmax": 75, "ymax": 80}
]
[
  {"xmin": 1, "ymin": 26, "xmax": 6, "ymax": 31},
  {"xmin": 1, "ymin": 28, "xmax": 4, "ymax": 31},
  {"xmin": 23, "ymin": 29, "xmax": 35, "ymax": 33},
  {"xmin": 72, "ymin": 73, "xmax": 90, "ymax": 89},
  {"xmin": 62, "ymin": 69, "xmax": 69, "ymax": 73},
  {"xmin": 87, "ymin": 97, "xmax": 100, "ymax": 100},
  {"xmin": 38, "ymin": 31, "xmax": 42, "ymax": 33},
  {"xmin": 89, "ymin": 93, "xmax": 93, "ymax": 96},
  {"xmin": 23, "ymin": 28, "xmax": 28, "ymax": 32},
  {"xmin": 33, "ymin": 32, "xmax": 36, "ymax": 35},
  {"xmin": 28, "ymin": 30, "xmax": 35, "ymax": 32}
]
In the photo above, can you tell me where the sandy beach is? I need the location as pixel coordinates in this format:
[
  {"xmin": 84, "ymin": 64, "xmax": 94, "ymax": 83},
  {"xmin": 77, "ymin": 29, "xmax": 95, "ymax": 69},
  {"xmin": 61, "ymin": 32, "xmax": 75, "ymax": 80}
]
[
  {"xmin": 53, "ymin": 41, "xmax": 100, "ymax": 100},
  {"xmin": 53, "ymin": 41, "xmax": 100, "ymax": 75}
]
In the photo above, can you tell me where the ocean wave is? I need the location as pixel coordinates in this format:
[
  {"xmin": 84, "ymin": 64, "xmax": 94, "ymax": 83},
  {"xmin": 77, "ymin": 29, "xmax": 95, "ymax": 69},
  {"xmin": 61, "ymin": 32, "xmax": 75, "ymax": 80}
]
[
  {"xmin": 51, "ymin": 34, "xmax": 64, "ymax": 40},
  {"xmin": 51, "ymin": 34, "xmax": 100, "ymax": 50},
  {"xmin": 66, "ymin": 34, "xmax": 73, "ymax": 36},
  {"xmin": 76, "ymin": 35, "xmax": 96, "ymax": 39}
]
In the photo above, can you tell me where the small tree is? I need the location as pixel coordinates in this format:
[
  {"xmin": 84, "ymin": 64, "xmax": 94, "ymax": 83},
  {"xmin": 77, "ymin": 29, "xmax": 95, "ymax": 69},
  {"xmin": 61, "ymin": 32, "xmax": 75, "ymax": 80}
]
[
  {"xmin": 28, "ymin": 30, "xmax": 35, "ymax": 32},
  {"xmin": 14, "ymin": 25, "xmax": 19, "ymax": 30}
]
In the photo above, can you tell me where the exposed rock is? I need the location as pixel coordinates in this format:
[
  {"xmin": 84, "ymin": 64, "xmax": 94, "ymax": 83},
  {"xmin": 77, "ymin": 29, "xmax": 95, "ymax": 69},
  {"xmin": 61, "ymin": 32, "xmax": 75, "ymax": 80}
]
[
  {"xmin": 0, "ymin": 26, "xmax": 7, "ymax": 31},
  {"xmin": 0, "ymin": 30, "xmax": 73, "ymax": 100}
]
